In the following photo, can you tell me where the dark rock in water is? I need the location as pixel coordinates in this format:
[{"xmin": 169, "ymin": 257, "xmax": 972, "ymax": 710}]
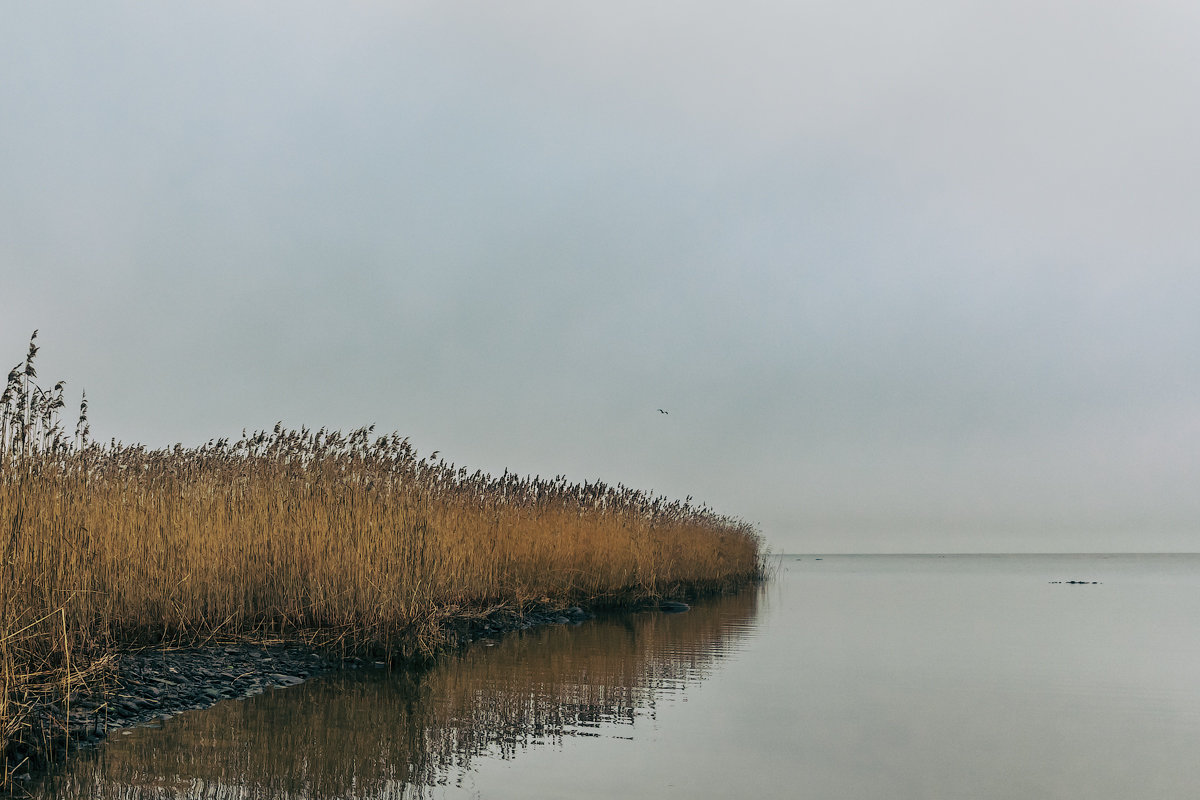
[
  {"xmin": 268, "ymin": 673, "xmax": 305, "ymax": 686},
  {"xmin": 659, "ymin": 600, "xmax": 690, "ymax": 614}
]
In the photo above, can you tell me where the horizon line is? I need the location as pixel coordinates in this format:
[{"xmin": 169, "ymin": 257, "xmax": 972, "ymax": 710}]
[{"xmin": 776, "ymin": 551, "xmax": 1200, "ymax": 557}]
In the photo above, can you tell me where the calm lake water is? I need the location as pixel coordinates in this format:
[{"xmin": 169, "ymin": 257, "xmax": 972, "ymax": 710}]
[{"xmin": 34, "ymin": 554, "xmax": 1200, "ymax": 799}]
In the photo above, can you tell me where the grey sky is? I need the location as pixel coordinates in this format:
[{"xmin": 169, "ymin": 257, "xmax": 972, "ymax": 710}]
[{"xmin": 3, "ymin": 1, "xmax": 1199, "ymax": 553}]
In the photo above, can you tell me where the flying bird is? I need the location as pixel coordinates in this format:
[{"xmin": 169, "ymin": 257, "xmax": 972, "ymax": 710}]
[{"xmin": 658, "ymin": 409, "xmax": 669, "ymax": 415}]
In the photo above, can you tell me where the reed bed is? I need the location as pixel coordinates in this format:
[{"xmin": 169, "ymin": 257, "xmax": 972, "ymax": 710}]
[{"xmin": 0, "ymin": 332, "xmax": 763, "ymax": 787}]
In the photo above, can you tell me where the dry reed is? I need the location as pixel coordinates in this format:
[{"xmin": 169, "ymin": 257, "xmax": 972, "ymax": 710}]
[{"xmin": 0, "ymin": 332, "xmax": 763, "ymax": 787}]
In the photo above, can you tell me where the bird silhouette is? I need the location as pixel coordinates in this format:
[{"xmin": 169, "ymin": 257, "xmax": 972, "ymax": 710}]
[{"xmin": 658, "ymin": 409, "xmax": 669, "ymax": 415}]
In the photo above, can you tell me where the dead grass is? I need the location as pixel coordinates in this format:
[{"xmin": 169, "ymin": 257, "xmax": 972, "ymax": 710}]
[{"xmin": 0, "ymin": 332, "xmax": 763, "ymax": 787}]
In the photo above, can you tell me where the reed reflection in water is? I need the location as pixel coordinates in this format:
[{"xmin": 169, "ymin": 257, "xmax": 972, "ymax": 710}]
[{"xmin": 34, "ymin": 590, "xmax": 760, "ymax": 799}]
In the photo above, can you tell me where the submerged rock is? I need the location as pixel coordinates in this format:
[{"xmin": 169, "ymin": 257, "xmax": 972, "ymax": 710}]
[
  {"xmin": 659, "ymin": 600, "xmax": 691, "ymax": 614},
  {"xmin": 268, "ymin": 673, "xmax": 305, "ymax": 686}
]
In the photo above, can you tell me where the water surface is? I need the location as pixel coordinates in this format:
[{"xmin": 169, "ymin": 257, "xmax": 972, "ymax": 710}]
[{"xmin": 35, "ymin": 554, "xmax": 1200, "ymax": 798}]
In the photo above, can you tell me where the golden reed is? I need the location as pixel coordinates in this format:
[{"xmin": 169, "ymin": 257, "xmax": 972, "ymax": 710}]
[{"xmin": 0, "ymin": 332, "xmax": 763, "ymax": 786}]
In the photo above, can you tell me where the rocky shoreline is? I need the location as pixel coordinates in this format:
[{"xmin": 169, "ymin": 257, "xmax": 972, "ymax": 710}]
[{"xmin": 5, "ymin": 604, "xmax": 609, "ymax": 785}]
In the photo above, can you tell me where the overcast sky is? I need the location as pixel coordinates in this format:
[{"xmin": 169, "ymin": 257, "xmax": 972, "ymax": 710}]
[{"xmin": 3, "ymin": 1, "xmax": 1199, "ymax": 553}]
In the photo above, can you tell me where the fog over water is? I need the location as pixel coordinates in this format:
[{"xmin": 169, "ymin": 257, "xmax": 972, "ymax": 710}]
[{"xmin": 3, "ymin": 2, "xmax": 1199, "ymax": 553}]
